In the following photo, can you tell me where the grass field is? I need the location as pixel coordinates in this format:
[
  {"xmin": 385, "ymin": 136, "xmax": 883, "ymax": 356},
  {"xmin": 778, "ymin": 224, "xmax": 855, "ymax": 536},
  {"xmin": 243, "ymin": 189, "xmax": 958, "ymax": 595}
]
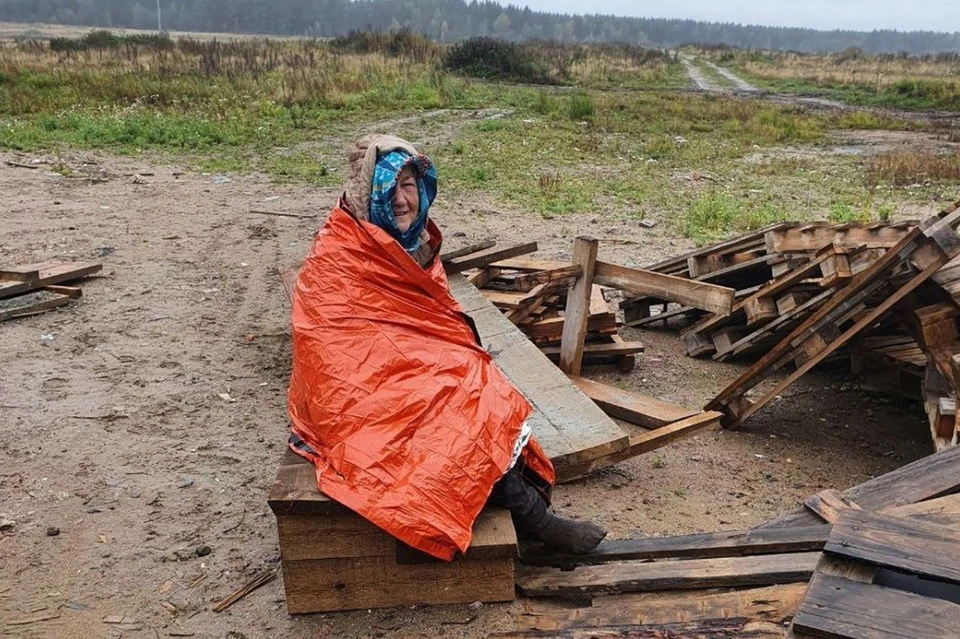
[
  {"xmin": 1, "ymin": 29, "xmax": 957, "ymax": 243},
  {"xmin": 697, "ymin": 47, "xmax": 960, "ymax": 112}
]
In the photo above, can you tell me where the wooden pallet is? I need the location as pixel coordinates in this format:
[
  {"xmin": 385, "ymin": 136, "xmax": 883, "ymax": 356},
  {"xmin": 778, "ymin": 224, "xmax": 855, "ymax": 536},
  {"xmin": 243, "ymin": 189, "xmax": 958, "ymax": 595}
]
[
  {"xmin": 790, "ymin": 509, "xmax": 960, "ymax": 639},
  {"xmin": 707, "ymin": 201, "xmax": 960, "ymax": 428}
]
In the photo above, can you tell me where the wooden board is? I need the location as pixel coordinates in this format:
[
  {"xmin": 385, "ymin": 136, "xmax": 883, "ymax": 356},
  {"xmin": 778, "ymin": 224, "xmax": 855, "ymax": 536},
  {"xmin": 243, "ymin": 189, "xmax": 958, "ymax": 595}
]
[
  {"xmin": 0, "ymin": 289, "xmax": 73, "ymax": 321},
  {"xmin": 569, "ymin": 375, "xmax": 698, "ymax": 429},
  {"xmin": 283, "ymin": 554, "xmax": 515, "ymax": 613},
  {"xmin": 792, "ymin": 573, "xmax": 960, "ymax": 639},
  {"xmin": 444, "ymin": 243, "xmax": 538, "ymax": 274},
  {"xmin": 594, "ymin": 261, "xmax": 735, "ymax": 316},
  {"xmin": 559, "ymin": 237, "xmax": 598, "ymax": 376},
  {"xmin": 515, "ymin": 552, "xmax": 819, "ymax": 599},
  {"xmin": 0, "ymin": 261, "xmax": 101, "ymax": 299},
  {"xmin": 759, "ymin": 443, "xmax": 960, "ymax": 530},
  {"xmin": 556, "ymin": 412, "xmax": 723, "ymax": 480},
  {"xmin": 492, "ymin": 619, "xmax": 787, "ymax": 638},
  {"xmin": 449, "ymin": 274, "xmax": 629, "ymax": 481},
  {"xmin": 518, "ymin": 524, "xmax": 830, "ymax": 567},
  {"xmin": 825, "ymin": 509, "xmax": 960, "ymax": 583},
  {"xmin": 516, "ymin": 583, "xmax": 807, "ymax": 631}
]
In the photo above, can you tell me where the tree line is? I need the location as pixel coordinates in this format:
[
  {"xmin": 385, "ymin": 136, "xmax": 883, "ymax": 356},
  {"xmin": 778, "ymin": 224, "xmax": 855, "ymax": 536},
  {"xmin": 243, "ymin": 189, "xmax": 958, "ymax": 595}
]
[{"xmin": 3, "ymin": 0, "xmax": 960, "ymax": 55}]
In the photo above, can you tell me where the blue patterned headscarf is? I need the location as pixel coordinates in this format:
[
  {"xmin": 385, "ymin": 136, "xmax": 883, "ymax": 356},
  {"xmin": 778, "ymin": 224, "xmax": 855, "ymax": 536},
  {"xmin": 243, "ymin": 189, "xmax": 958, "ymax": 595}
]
[{"xmin": 368, "ymin": 150, "xmax": 438, "ymax": 254}]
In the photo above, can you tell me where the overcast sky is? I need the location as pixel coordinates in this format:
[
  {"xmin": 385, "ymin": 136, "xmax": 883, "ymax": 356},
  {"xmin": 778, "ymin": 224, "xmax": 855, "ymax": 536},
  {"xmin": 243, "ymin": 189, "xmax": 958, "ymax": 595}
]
[{"xmin": 514, "ymin": 1, "xmax": 959, "ymax": 33}]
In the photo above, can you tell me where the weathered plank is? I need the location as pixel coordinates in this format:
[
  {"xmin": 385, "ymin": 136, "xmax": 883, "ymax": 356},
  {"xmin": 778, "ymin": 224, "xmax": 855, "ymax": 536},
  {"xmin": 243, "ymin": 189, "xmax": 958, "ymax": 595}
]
[
  {"xmin": 448, "ymin": 274, "xmax": 629, "ymax": 481},
  {"xmin": 439, "ymin": 240, "xmax": 496, "ymax": 262},
  {"xmin": 759, "ymin": 443, "xmax": 960, "ymax": 530},
  {"xmin": 569, "ymin": 375, "xmax": 698, "ymax": 429},
  {"xmin": 559, "ymin": 237, "xmax": 599, "ymax": 376},
  {"xmin": 593, "ymin": 261, "xmax": 736, "ymax": 316},
  {"xmin": 492, "ymin": 619, "xmax": 787, "ymax": 639},
  {"xmin": 515, "ymin": 552, "xmax": 819, "ymax": 599},
  {"xmin": 444, "ymin": 242, "xmax": 538, "ymax": 274},
  {"xmin": 516, "ymin": 583, "xmax": 807, "ymax": 632},
  {"xmin": 804, "ymin": 489, "xmax": 862, "ymax": 524},
  {"xmin": 0, "ymin": 289, "xmax": 74, "ymax": 322},
  {"xmin": 518, "ymin": 524, "xmax": 830, "ymax": 567},
  {"xmin": 826, "ymin": 510, "xmax": 960, "ymax": 583},
  {"xmin": 556, "ymin": 412, "xmax": 723, "ymax": 480},
  {"xmin": 793, "ymin": 573, "xmax": 960, "ymax": 639},
  {"xmin": 0, "ymin": 261, "xmax": 102, "ymax": 299}
]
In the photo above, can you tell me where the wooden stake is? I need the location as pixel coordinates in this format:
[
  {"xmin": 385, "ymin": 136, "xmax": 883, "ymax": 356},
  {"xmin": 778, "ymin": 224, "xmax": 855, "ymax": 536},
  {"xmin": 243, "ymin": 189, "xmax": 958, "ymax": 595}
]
[{"xmin": 558, "ymin": 236, "xmax": 598, "ymax": 376}]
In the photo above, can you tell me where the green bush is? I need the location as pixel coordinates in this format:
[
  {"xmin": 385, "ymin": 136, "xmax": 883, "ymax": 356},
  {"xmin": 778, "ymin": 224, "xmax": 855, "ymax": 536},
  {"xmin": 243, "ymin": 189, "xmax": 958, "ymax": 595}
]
[
  {"xmin": 567, "ymin": 91, "xmax": 594, "ymax": 120},
  {"xmin": 443, "ymin": 37, "xmax": 549, "ymax": 84}
]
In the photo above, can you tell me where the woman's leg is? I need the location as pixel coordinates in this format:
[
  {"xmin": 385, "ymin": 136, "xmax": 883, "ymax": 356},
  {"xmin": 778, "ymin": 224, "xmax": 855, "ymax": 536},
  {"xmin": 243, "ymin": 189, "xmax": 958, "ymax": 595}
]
[{"xmin": 488, "ymin": 468, "xmax": 606, "ymax": 554}]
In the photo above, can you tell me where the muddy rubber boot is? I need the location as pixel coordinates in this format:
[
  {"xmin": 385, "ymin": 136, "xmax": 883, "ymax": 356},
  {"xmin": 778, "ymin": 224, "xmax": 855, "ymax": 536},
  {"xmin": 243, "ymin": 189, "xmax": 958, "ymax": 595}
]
[{"xmin": 530, "ymin": 511, "xmax": 607, "ymax": 554}]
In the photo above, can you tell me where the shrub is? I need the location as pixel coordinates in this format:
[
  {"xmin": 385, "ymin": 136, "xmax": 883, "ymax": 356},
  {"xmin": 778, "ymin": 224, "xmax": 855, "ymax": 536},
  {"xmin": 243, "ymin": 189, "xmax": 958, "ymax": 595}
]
[
  {"xmin": 567, "ymin": 91, "xmax": 594, "ymax": 120},
  {"xmin": 330, "ymin": 29, "xmax": 438, "ymax": 63},
  {"xmin": 443, "ymin": 37, "xmax": 549, "ymax": 84}
]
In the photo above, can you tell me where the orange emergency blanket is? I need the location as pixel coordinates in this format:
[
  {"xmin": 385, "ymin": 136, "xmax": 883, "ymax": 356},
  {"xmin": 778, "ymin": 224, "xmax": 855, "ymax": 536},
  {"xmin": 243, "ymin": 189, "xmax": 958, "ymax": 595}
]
[{"xmin": 289, "ymin": 204, "xmax": 555, "ymax": 560}]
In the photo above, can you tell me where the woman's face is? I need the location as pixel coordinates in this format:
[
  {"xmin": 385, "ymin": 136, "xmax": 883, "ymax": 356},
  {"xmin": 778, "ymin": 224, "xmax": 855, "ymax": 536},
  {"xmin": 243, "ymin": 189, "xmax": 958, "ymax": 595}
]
[{"xmin": 392, "ymin": 167, "xmax": 420, "ymax": 233}]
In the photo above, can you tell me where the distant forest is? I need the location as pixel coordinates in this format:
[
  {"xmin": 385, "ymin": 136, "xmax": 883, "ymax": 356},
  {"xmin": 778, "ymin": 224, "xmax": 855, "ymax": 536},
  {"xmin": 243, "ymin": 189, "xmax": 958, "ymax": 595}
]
[{"xmin": 3, "ymin": 0, "xmax": 960, "ymax": 54}]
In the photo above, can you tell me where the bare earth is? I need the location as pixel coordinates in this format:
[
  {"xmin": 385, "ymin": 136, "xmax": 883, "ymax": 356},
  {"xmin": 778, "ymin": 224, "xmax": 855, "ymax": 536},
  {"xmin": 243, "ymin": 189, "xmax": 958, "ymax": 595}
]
[{"xmin": 0, "ymin": 149, "xmax": 935, "ymax": 639}]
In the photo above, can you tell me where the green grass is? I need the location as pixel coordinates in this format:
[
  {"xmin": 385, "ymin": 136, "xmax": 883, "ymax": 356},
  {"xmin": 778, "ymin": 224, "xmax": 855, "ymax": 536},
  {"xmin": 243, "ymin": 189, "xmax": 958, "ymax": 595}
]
[{"xmin": 0, "ymin": 39, "xmax": 935, "ymax": 241}]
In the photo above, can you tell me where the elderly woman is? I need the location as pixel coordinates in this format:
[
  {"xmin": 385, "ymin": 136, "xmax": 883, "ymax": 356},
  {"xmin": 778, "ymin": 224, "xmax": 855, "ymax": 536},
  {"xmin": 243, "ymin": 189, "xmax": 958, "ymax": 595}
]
[{"xmin": 288, "ymin": 134, "xmax": 605, "ymax": 560}]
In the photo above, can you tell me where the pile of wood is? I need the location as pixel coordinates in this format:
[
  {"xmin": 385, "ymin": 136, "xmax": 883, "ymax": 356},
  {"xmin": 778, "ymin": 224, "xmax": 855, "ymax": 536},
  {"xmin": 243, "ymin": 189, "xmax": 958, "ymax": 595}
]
[
  {"xmin": 610, "ymin": 202, "xmax": 960, "ymax": 451},
  {"xmin": 0, "ymin": 260, "xmax": 102, "ymax": 322},
  {"xmin": 443, "ymin": 241, "xmax": 639, "ymax": 370},
  {"xmin": 496, "ymin": 444, "xmax": 960, "ymax": 639},
  {"xmin": 443, "ymin": 239, "xmax": 736, "ymax": 372}
]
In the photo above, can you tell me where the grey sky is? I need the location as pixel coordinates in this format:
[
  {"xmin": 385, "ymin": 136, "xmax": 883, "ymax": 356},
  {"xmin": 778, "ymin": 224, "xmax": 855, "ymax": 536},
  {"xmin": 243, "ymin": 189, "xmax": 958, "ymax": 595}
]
[{"xmin": 514, "ymin": 1, "xmax": 959, "ymax": 33}]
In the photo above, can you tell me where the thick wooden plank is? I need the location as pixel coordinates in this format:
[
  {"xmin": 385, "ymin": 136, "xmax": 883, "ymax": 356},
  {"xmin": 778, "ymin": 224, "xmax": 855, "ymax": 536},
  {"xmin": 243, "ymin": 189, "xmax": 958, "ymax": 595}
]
[
  {"xmin": 268, "ymin": 448, "xmax": 340, "ymax": 516},
  {"xmin": 515, "ymin": 552, "xmax": 819, "ymax": 599},
  {"xmin": 540, "ymin": 341, "xmax": 645, "ymax": 359},
  {"xmin": 283, "ymin": 554, "xmax": 514, "ymax": 613},
  {"xmin": 559, "ymin": 237, "xmax": 599, "ymax": 376},
  {"xmin": 766, "ymin": 224, "xmax": 914, "ymax": 253},
  {"xmin": 497, "ymin": 264, "xmax": 583, "ymax": 292},
  {"xmin": 558, "ymin": 411, "xmax": 723, "ymax": 480},
  {"xmin": 759, "ymin": 444, "xmax": 960, "ymax": 530},
  {"xmin": 0, "ymin": 261, "xmax": 102, "ymax": 299},
  {"xmin": 448, "ymin": 274, "xmax": 629, "ymax": 481},
  {"xmin": 516, "ymin": 583, "xmax": 807, "ymax": 632},
  {"xmin": 804, "ymin": 489, "xmax": 862, "ymax": 524},
  {"xmin": 0, "ymin": 290, "xmax": 73, "ymax": 321},
  {"xmin": 885, "ymin": 493, "xmax": 960, "ymax": 526},
  {"xmin": 439, "ymin": 240, "xmax": 496, "ymax": 262},
  {"xmin": 826, "ymin": 509, "xmax": 960, "ymax": 583},
  {"xmin": 594, "ymin": 261, "xmax": 736, "ymax": 316},
  {"xmin": 569, "ymin": 375, "xmax": 697, "ymax": 429},
  {"xmin": 518, "ymin": 525, "xmax": 830, "ymax": 567},
  {"xmin": 444, "ymin": 242, "xmax": 538, "ymax": 274},
  {"xmin": 793, "ymin": 573, "xmax": 960, "ymax": 639},
  {"xmin": 492, "ymin": 619, "xmax": 787, "ymax": 638}
]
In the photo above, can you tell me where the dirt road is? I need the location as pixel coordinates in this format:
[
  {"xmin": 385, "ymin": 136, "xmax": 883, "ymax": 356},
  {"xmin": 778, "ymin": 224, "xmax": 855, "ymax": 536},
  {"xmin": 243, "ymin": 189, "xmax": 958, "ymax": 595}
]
[{"xmin": 0, "ymin": 149, "xmax": 934, "ymax": 638}]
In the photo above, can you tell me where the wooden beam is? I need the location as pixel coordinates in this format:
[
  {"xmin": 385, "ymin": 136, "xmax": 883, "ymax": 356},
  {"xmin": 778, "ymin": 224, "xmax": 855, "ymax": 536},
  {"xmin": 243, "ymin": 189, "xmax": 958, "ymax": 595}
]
[
  {"xmin": 803, "ymin": 489, "xmax": 862, "ymax": 524},
  {"xmin": 439, "ymin": 240, "xmax": 496, "ymax": 263},
  {"xmin": 518, "ymin": 524, "xmax": 830, "ymax": 567},
  {"xmin": 558, "ymin": 237, "xmax": 598, "ymax": 376},
  {"xmin": 444, "ymin": 242, "xmax": 538, "ymax": 274},
  {"xmin": 593, "ymin": 261, "xmax": 735, "ymax": 316},
  {"xmin": 0, "ymin": 261, "xmax": 102, "ymax": 299},
  {"xmin": 540, "ymin": 341, "xmax": 645, "ymax": 359},
  {"xmin": 570, "ymin": 375, "xmax": 697, "ymax": 428},
  {"xmin": 556, "ymin": 411, "xmax": 723, "ymax": 480},
  {"xmin": 515, "ymin": 552, "xmax": 820, "ymax": 599}
]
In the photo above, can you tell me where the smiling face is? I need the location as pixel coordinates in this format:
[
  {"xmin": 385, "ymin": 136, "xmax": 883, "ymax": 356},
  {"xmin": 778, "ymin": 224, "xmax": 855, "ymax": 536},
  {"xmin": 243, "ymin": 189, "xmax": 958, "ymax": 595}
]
[{"xmin": 392, "ymin": 166, "xmax": 420, "ymax": 233}]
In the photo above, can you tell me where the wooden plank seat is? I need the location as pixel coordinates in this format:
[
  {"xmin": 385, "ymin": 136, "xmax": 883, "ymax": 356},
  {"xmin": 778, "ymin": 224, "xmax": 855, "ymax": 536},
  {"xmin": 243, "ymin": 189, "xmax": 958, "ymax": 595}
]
[{"xmin": 269, "ymin": 448, "xmax": 518, "ymax": 613}]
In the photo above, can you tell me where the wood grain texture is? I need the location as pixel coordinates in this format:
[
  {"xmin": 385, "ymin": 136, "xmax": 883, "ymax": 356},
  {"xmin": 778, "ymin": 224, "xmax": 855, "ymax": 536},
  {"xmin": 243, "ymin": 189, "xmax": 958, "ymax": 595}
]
[
  {"xmin": 559, "ymin": 237, "xmax": 599, "ymax": 376},
  {"xmin": 593, "ymin": 261, "xmax": 736, "ymax": 315},
  {"xmin": 804, "ymin": 489, "xmax": 862, "ymax": 524},
  {"xmin": 282, "ymin": 555, "xmax": 515, "ymax": 613},
  {"xmin": 516, "ymin": 583, "xmax": 807, "ymax": 631},
  {"xmin": 448, "ymin": 273, "xmax": 629, "ymax": 481},
  {"xmin": 491, "ymin": 619, "xmax": 787, "ymax": 638},
  {"xmin": 792, "ymin": 573, "xmax": 960, "ymax": 639},
  {"xmin": 0, "ymin": 261, "xmax": 101, "ymax": 299},
  {"xmin": 518, "ymin": 525, "xmax": 830, "ymax": 567},
  {"xmin": 444, "ymin": 242, "xmax": 538, "ymax": 274},
  {"xmin": 569, "ymin": 375, "xmax": 698, "ymax": 428},
  {"xmin": 825, "ymin": 509, "xmax": 960, "ymax": 583},
  {"xmin": 758, "ymin": 443, "xmax": 960, "ymax": 530},
  {"xmin": 515, "ymin": 552, "xmax": 819, "ymax": 599}
]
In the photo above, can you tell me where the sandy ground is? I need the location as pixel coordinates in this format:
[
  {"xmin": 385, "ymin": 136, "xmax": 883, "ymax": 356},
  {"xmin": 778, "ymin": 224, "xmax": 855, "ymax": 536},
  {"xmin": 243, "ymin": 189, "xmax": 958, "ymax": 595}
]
[{"xmin": 0, "ymin": 149, "xmax": 937, "ymax": 639}]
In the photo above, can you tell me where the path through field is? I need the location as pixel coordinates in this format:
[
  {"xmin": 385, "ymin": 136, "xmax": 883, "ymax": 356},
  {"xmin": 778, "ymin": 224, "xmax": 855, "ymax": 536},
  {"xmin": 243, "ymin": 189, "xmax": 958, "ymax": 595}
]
[{"xmin": 703, "ymin": 61, "xmax": 759, "ymax": 92}]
